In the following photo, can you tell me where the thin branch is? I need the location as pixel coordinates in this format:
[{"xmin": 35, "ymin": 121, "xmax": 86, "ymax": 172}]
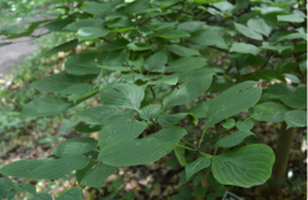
[
  {"xmin": 201, "ymin": 128, "xmax": 236, "ymax": 145},
  {"xmin": 149, "ymin": 85, "xmax": 156, "ymax": 103},
  {"xmin": 100, "ymin": 37, "xmax": 110, "ymax": 43}
]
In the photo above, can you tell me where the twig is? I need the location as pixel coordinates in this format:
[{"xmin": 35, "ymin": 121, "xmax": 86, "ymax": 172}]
[{"xmin": 201, "ymin": 128, "xmax": 236, "ymax": 145}]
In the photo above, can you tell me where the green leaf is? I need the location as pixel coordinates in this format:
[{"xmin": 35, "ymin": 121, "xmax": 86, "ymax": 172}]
[
  {"xmin": 52, "ymin": 137, "xmax": 97, "ymax": 157},
  {"xmin": 0, "ymin": 160, "xmax": 45, "ymax": 178},
  {"xmin": 32, "ymin": 193, "xmax": 53, "ymax": 200},
  {"xmin": 39, "ymin": 40, "xmax": 78, "ymax": 58},
  {"xmin": 284, "ymin": 110, "xmax": 307, "ymax": 129},
  {"xmin": 44, "ymin": 19, "xmax": 75, "ymax": 32},
  {"xmin": 99, "ymin": 83, "xmax": 144, "ymax": 110},
  {"xmin": 174, "ymin": 145, "xmax": 187, "ymax": 167},
  {"xmin": 185, "ymin": 157, "xmax": 211, "ymax": 181},
  {"xmin": 177, "ymin": 21, "xmax": 206, "ymax": 33},
  {"xmin": 147, "ymin": 75, "xmax": 179, "ymax": 85},
  {"xmin": 223, "ymin": 118, "xmax": 236, "ymax": 129},
  {"xmin": 247, "ymin": 18, "xmax": 273, "ymax": 37},
  {"xmin": 176, "ymin": 69, "xmax": 216, "ymax": 82},
  {"xmin": 64, "ymin": 19, "xmax": 105, "ymax": 31},
  {"xmin": 0, "ymin": 42, "xmax": 12, "ymax": 47},
  {"xmin": 99, "ymin": 127, "xmax": 186, "ymax": 166},
  {"xmin": 251, "ymin": 102, "xmax": 288, "ymax": 123},
  {"xmin": 16, "ymin": 183, "xmax": 36, "ymax": 195},
  {"xmin": 128, "ymin": 56, "xmax": 144, "ymax": 70},
  {"xmin": 167, "ymin": 57, "xmax": 207, "ymax": 72},
  {"xmin": 205, "ymin": 81, "xmax": 262, "ymax": 129},
  {"xmin": 75, "ymin": 106, "xmax": 132, "ymax": 125},
  {"xmin": 98, "ymin": 119, "xmax": 147, "ymax": 148},
  {"xmin": 125, "ymin": 0, "xmax": 151, "ymax": 13},
  {"xmin": 74, "ymin": 124, "xmax": 102, "ymax": 133},
  {"xmin": 212, "ymin": 144, "xmax": 275, "ymax": 188},
  {"xmin": 27, "ymin": 155, "xmax": 89, "ymax": 180},
  {"xmin": 103, "ymin": 49, "xmax": 130, "ymax": 66},
  {"xmin": 60, "ymin": 84, "xmax": 97, "ymax": 103},
  {"xmin": 56, "ymin": 187, "xmax": 82, "ymax": 200},
  {"xmin": 230, "ymin": 42, "xmax": 261, "ymax": 55},
  {"xmin": 157, "ymin": 30, "xmax": 190, "ymax": 39},
  {"xmin": 83, "ymin": 1, "xmax": 113, "ymax": 16},
  {"xmin": 0, "ymin": 178, "xmax": 16, "ymax": 198},
  {"xmin": 32, "ymin": 73, "xmax": 79, "ymax": 93},
  {"xmin": 261, "ymin": 42, "xmax": 292, "ymax": 54},
  {"xmin": 65, "ymin": 52, "xmax": 101, "ymax": 75},
  {"xmin": 188, "ymin": 100, "xmax": 212, "ymax": 119},
  {"xmin": 77, "ymin": 27, "xmax": 109, "ymax": 41},
  {"xmin": 21, "ymin": 97, "xmax": 74, "ymax": 117},
  {"xmin": 107, "ymin": 39, "xmax": 129, "ymax": 51},
  {"xmin": 214, "ymin": 130, "xmax": 254, "ymax": 151},
  {"xmin": 144, "ymin": 52, "xmax": 167, "ymax": 72},
  {"xmin": 163, "ymin": 75, "xmax": 212, "ymax": 108},
  {"xmin": 127, "ymin": 43, "xmax": 153, "ymax": 51},
  {"xmin": 166, "ymin": 44, "xmax": 200, "ymax": 57},
  {"xmin": 140, "ymin": 104, "xmax": 161, "ymax": 121},
  {"xmin": 277, "ymin": 14, "xmax": 305, "ymax": 23},
  {"xmin": 189, "ymin": 28, "xmax": 228, "ymax": 49},
  {"xmin": 236, "ymin": 120, "xmax": 254, "ymax": 131},
  {"xmin": 157, "ymin": 113, "xmax": 188, "ymax": 127},
  {"xmin": 234, "ymin": 22, "xmax": 263, "ymax": 41},
  {"xmin": 280, "ymin": 94, "xmax": 306, "ymax": 109},
  {"xmin": 80, "ymin": 163, "xmax": 116, "ymax": 191}
]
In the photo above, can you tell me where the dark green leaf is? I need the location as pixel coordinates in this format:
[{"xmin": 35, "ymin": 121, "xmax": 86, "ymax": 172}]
[
  {"xmin": 284, "ymin": 110, "xmax": 307, "ymax": 129},
  {"xmin": 144, "ymin": 52, "xmax": 167, "ymax": 72},
  {"xmin": 39, "ymin": 40, "xmax": 78, "ymax": 58},
  {"xmin": 189, "ymin": 28, "xmax": 228, "ymax": 49},
  {"xmin": 234, "ymin": 22, "xmax": 263, "ymax": 40},
  {"xmin": 140, "ymin": 104, "xmax": 161, "ymax": 121},
  {"xmin": 107, "ymin": 39, "xmax": 129, "ymax": 51},
  {"xmin": 32, "ymin": 193, "xmax": 53, "ymax": 200},
  {"xmin": 230, "ymin": 42, "xmax": 261, "ymax": 55},
  {"xmin": 56, "ymin": 187, "xmax": 82, "ymax": 200},
  {"xmin": 158, "ymin": 113, "xmax": 188, "ymax": 127},
  {"xmin": 0, "ymin": 178, "xmax": 16, "ymax": 198},
  {"xmin": 103, "ymin": 49, "xmax": 130, "ymax": 66},
  {"xmin": 44, "ymin": 19, "xmax": 74, "ymax": 32},
  {"xmin": 125, "ymin": 0, "xmax": 150, "ymax": 13},
  {"xmin": 77, "ymin": 27, "xmax": 109, "ymax": 41},
  {"xmin": 64, "ymin": 19, "xmax": 105, "ymax": 31},
  {"xmin": 174, "ymin": 145, "xmax": 187, "ymax": 167},
  {"xmin": 167, "ymin": 57, "xmax": 207, "ymax": 72},
  {"xmin": 214, "ymin": 130, "xmax": 254, "ymax": 150},
  {"xmin": 280, "ymin": 94, "xmax": 306, "ymax": 109},
  {"xmin": 83, "ymin": 2, "xmax": 113, "ymax": 16},
  {"xmin": 166, "ymin": 44, "xmax": 200, "ymax": 57},
  {"xmin": 65, "ymin": 52, "xmax": 101, "ymax": 75},
  {"xmin": 157, "ymin": 30, "xmax": 190, "ymax": 39},
  {"xmin": 185, "ymin": 157, "xmax": 211, "ymax": 181}
]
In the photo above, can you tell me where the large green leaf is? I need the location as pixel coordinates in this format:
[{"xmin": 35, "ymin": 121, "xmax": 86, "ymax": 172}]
[
  {"xmin": 230, "ymin": 42, "xmax": 261, "ymax": 55},
  {"xmin": 39, "ymin": 40, "xmax": 79, "ymax": 58},
  {"xmin": 77, "ymin": 27, "xmax": 109, "ymax": 41},
  {"xmin": 80, "ymin": 163, "xmax": 116, "ymax": 191},
  {"xmin": 75, "ymin": 106, "xmax": 132, "ymax": 125},
  {"xmin": 0, "ymin": 178, "xmax": 16, "ymax": 199},
  {"xmin": 32, "ymin": 193, "xmax": 53, "ymax": 200},
  {"xmin": 44, "ymin": 19, "xmax": 74, "ymax": 32},
  {"xmin": 284, "ymin": 110, "xmax": 307, "ymax": 129},
  {"xmin": 157, "ymin": 113, "xmax": 188, "ymax": 127},
  {"xmin": 214, "ymin": 130, "xmax": 254, "ymax": 151},
  {"xmin": 83, "ymin": 1, "xmax": 113, "ymax": 16},
  {"xmin": 234, "ymin": 22, "xmax": 263, "ymax": 41},
  {"xmin": 21, "ymin": 97, "xmax": 74, "ymax": 117},
  {"xmin": 204, "ymin": 81, "xmax": 262, "ymax": 129},
  {"xmin": 144, "ymin": 51, "xmax": 167, "ymax": 72},
  {"xmin": 60, "ymin": 84, "xmax": 97, "ymax": 103},
  {"xmin": 27, "ymin": 155, "xmax": 89, "ymax": 180},
  {"xmin": 189, "ymin": 28, "xmax": 228, "ymax": 49},
  {"xmin": 212, "ymin": 144, "xmax": 275, "ymax": 188},
  {"xmin": 185, "ymin": 157, "xmax": 211, "ymax": 181},
  {"xmin": 140, "ymin": 104, "xmax": 161, "ymax": 121},
  {"xmin": 167, "ymin": 57, "xmax": 207, "ymax": 72},
  {"xmin": 0, "ymin": 160, "xmax": 45, "ymax": 178},
  {"xmin": 236, "ymin": 120, "xmax": 254, "ymax": 131},
  {"xmin": 247, "ymin": 18, "xmax": 273, "ymax": 37},
  {"xmin": 65, "ymin": 52, "xmax": 101, "ymax": 75},
  {"xmin": 64, "ymin": 19, "xmax": 105, "ymax": 31},
  {"xmin": 32, "ymin": 73, "xmax": 79, "ymax": 93},
  {"xmin": 99, "ymin": 83, "xmax": 145, "ymax": 110},
  {"xmin": 99, "ymin": 127, "xmax": 186, "ymax": 166},
  {"xmin": 52, "ymin": 137, "xmax": 97, "ymax": 157},
  {"xmin": 166, "ymin": 45, "xmax": 200, "ymax": 57},
  {"xmin": 127, "ymin": 43, "xmax": 153, "ymax": 51},
  {"xmin": 163, "ymin": 75, "xmax": 213, "ymax": 108},
  {"xmin": 280, "ymin": 94, "xmax": 306, "ymax": 109},
  {"xmin": 56, "ymin": 187, "xmax": 82, "ymax": 200},
  {"xmin": 157, "ymin": 30, "xmax": 190, "ymax": 39},
  {"xmin": 277, "ymin": 14, "xmax": 305, "ymax": 23},
  {"xmin": 98, "ymin": 119, "xmax": 147, "ymax": 148},
  {"xmin": 177, "ymin": 21, "xmax": 206, "ymax": 33},
  {"xmin": 107, "ymin": 39, "xmax": 129, "ymax": 51},
  {"xmin": 125, "ymin": 0, "xmax": 150, "ymax": 13},
  {"xmin": 103, "ymin": 49, "xmax": 130, "ymax": 66}
]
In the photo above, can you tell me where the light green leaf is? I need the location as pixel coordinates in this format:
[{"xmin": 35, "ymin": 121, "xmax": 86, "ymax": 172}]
[
  {"xmin": 212, "ymin": 144, "xmax": 275, "ymax": 188},
  {"xmin": 140, "ymin": 104, "xmax": 161, "ymax": 121},
  {"xmin": 60, "ymin": 84, "xmax": 97, "ymax": 103},
  {"xmin": 284, "ymin": 73, "xmax": 301, "ymax": 84},
  {"xmin": 32, "ymin": 73, "xmax": 79, "ymax": 93},
  {"xmin": 277, "ymin": 14, "xmax": 305, "ymax": 23},
  {"xmin": 27, "ymin": 155, "xmax": 89, "ymax": 180},
  {"xmin": 280, "ymin": 94, "xmax": 306, "ymax": 109},
  {"xmin": 284, "ymin": 110, "xmax": 307, "ymax": 129},
  {"xmin": 261, "ymin": 42, "xmax": 292, "ymax": 54},
  {"xmin": 230, "ymin": 42, "xmax": 261, "ymax": 55},
  {"xmin": 236, "ymin": 120, "xmax": 254, "ymax": 130},
  {"xmin": 166, "ymin": 45, "xmax": 200, "ymax": 57},
  {"xmin": 147, "ymin": 75, "xmax": 179, "ymax": 85},
  {"xmin": 144, "ymin": 52, "xmax": 167, "ymax": 72},
  {"xmin": 75, "ymin": 106, "xmax": 132, "ymax": 125},
  {"xmin": 80, "ymin": 163, "xmax": 116, "ymax": 191},
  {"xmin": 65, "ymin": 52, "xmax": 101, "ymax": 75},
  {"xmin": 234, "ymin": 22, "xmax": 263, "ymax": 41},
  {"xmin": 189, "ymin": 28, "xmax": 228, "ymax": 49},
  {"xmin": 39, "ymin": 40, "xmax": 78, "ymax": 58},
  {"xmin": 214, "ymin": 130, "xmax": 254, "ymax": 150},
  {"xmin": 56, "ymin": 187, "xmax": 82, "ymax": 200},
  {"xmin": 99, "ymin": 83, "xmax": 144, "ymax": 110},
  {"xmin": 163, "ymin": 75, "xmax": 213, "ymax": 108},
  {"xmin": 125, "ymin": 0, "xmax": 150, "ymax": 13},
  {"xmin": 185, "ymin": 157, "xmax": 211, "ymax": 181},
  {"xmin": 205, "ymin": 81, "xmax": 262, "ymax": 129},
  {"xmin": 128, "ymin": 56, "xmax": 144, "ymax": 70},
  {"xmin": 223, "ymin": 118, "xmax": 236, "ymax": 129},
  {"xmin": 251, "ymin": 102, "xmax": 288, "ymax": 123},
  {"xmin": 99, "ymin": 127, "xmax": 186, "ymax": 166},
  {"xmin": 52, "ymin": 137, "xmax": 97, "ymax": 157},
  {"xmin": 107, "ymin": 39, "xmax": 129, "ymax": 51},
  {"xmin": 174, "ymin": 145, "xmax": 187, "ymax": 167},
  {"xmin": 157, "ymin": 30, "xmax": 190, "ymax": 39},
  {"xmin": 267, "ymin": 83, "xmax": 296, "ymax": 98},
  {"xmin": 98, "ymin": 119, "xmax": 147, "ymax": 147},
  {"xmin": 103, "ymin": 49, "xmax": 130, "ymax": 66},
  {"xmin": 247, "ymin": 18, "xmax": 273, "ymax": 37},
  {"xmin": 21, "ymin": 97, "xmax": 74, "ymax": 117},
  {"xmin": 158, "ymin": 113, "xmax": 188, "ymax": 127},
  {"xmin": 127, "ymin": 43, "xmax": 153, "ymax": 51},
  {"xmin": 32, "ymin": 193, "xmax": 53, "ymax": 200},
  {"xmin": 0, "ymin": 160, "xmax": 45, "ymax": 178},
  {"xmin": 252, "ymin": 6, "xmax": 284, "ymax": 15},
  {"xmin": 64, "ymin": 19, "xmax": 105, "ymax": 31},
  {"xmin": 167, "ymin": 57, "xmax": 207, "ymax": 72},
  {"xmin": 77, "ymin": 27, "xmax": 109, "ymax": 41}
]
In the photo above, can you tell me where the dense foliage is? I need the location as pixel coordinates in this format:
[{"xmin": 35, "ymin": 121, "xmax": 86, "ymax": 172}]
[{"xmin": 0, "ymin": 0, "xmax": 306, "ymax": 199}]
